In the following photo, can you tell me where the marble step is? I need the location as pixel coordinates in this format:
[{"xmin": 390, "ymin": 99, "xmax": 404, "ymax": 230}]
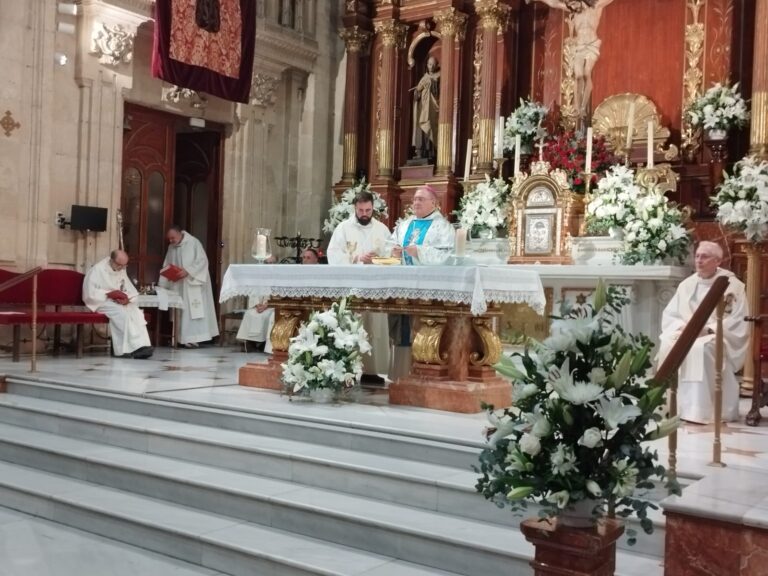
[
  {"xmin": 0, "ymin": 393, "xmax": 668, "ymax": 560},
  {"xmin": 6, "ymin": 377, "xmax": 477, "ymax": 469},
  {"xmin": 0, "ymin": 460, "xmax": 467, "ymax": 576},
  {"xmin": 0, "ymin": 394, "xmax": 484, "ymax": 519},
  {"xmin": 0, "ymin": 505, "xmax": 230, "ymax": 576}
]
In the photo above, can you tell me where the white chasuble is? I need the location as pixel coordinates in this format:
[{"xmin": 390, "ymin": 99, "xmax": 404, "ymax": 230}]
[
  {"xmin": 82, "ymin": 257, "xmax": 151, "ymax": 355},
  {"xmin": 327, "ymin": 217, "xmax": 392, "ymax": 375},
  {"xmin": 158, "ymin": 231, "xmax": 220, "ymax": 345},
  {"xmin": 658, "ymin": 268, "xmax": 749, "ymax": 423}
]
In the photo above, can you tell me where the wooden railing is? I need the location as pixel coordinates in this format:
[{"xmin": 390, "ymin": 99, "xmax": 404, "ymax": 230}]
[
  {"xmin": 653, "ymin": 275, "xmax": 730, "ymax": 480},
  {"xmin": 0, "ymin": 266, "xmax": 43, "ymax": 373}
]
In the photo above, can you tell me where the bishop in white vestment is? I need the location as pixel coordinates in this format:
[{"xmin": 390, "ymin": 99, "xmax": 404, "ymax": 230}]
[
  {"xmin": 390, "ymin": 185, "xmax": 453, "ymax": 265},
  {"xmin": 82, "ymin": 250, "xmax": 153, "ymax": 358},
  {"xmin": 327, "ymin": 191, "xmax": 392, "ymax": 376},
  {"xmin": 159, "ymin": 227, "xmax": 220, "ymax": 346},
  {"xmin": 657, "ymin": 242, "xmax": 749, "ymax": 423}
]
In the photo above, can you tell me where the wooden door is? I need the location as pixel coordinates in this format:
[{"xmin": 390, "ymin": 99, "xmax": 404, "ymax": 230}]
[
  {"xmin": 121, "ymin": 104, "xmax": 176, "ymax": 286},
  {"xmin": 174, "ymin": 130, "xmax": 223, "ymax": 299}
]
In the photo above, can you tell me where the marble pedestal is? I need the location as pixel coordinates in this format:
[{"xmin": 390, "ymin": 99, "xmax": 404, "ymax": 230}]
[{"xmin": 520, "ymin": 517, "xmax": 625, "ymax": 576}]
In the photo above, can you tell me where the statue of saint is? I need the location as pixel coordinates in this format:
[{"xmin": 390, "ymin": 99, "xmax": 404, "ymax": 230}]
[
  {"xmin": 411, "ymin": 56, "xmax": 440, "ymax": 160},
  {"xmin": 528, "ymin": 0, "xmax": 616, "ymax": 119}
]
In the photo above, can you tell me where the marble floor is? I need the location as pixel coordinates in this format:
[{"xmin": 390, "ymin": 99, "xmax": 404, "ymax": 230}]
[{"xmin": 2, "ymin": 345, "xmax": 768, "ymax": 574}]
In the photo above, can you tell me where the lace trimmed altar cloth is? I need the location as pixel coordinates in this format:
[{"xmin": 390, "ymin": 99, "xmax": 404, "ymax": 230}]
[{"xmin": 219, "ymin": 264, "xmax": 545, "ymax": 316}]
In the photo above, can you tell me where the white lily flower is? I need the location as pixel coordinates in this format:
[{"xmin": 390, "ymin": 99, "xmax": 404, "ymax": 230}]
[{"xmin": 595, "ymin": 396, "xmax": 641, "ymax": 429}]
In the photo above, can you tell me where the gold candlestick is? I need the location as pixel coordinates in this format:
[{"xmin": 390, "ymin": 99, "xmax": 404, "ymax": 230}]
[{"xmin": 493, "ymin": 157, "xmax": 508, "ymax": 178}]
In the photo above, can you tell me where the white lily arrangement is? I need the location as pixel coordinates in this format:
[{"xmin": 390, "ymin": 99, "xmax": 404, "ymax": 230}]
[
  {"xmin": 455, "ymin": 175, "xmax": 511, "ymax": 237},
  {"xmin": 686, "ymin": 82, "xmax": 749, "ymax": 133},
  {"xmin": 585, "ymin": 165, "xmax": 641, "ymax": 230},
  {"xmin": 282, "ymin": 298, "xmax": 371, "ymax": 394},
  {"xmin": 323, "ymin": 178, "xmax": 388, "ymax": 234},
  {"xmin": 621, "ymin": 190, "xmax": 691, "ymax": 265},
  {"xmin": 712, "ymin": 155, "xmax": 768, "ymax": 243},
  {"xmin": 502, "ymin": 98, "xmax": 549, "ymax": 153},
  {"xmin": 476, "ymin": 282, "xmax": 680, "ymax": 544},
  {"xmin": 585, "ymin": 165, "xmax": 691, "ymax": 265}
]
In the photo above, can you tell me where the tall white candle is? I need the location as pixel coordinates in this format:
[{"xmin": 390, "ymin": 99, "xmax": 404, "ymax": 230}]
[
  {"xmin": 455, "ymin": 228, "xmax": 467, "ymax": 257},
  {"xmin": 495, "ymin": 116, "xmax": 504, "ymax": 158},
  {"xmin": 625, "ymin": 101, "xmax": 635, "ymax": 152},
  {"xmin": 585, "ymin": 127, "xmax": 593, "ymax": 173},
  {"xmin": 514, "ymin": 134, "xmax": 521, "ymax": 176},
  {"xmin": 255, "ymin": 234, "xmax": 267, "ymax": 258},
  {"xmin": 647, "ymin": 120, "xmax": 654, "ymax": 168},
  {"xmin": 464, "ymin": 139, "xmax": 473, "ymax": 182}
]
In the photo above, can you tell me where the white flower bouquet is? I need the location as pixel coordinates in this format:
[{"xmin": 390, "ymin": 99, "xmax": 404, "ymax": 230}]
[
  {"xmin": 713, "ymin": 155, "xmax": 768, "ymax": 243},
  {"xmin": 455, "ymin": 175, "xmax": 511, "ymax": 237},
  {"xmin": 621, "ymin": 191, "xmax": 691, "ymax": 265},
  {"xmin": 585, "ymin": 165, "xmax": 642, "ymax": 231},
  {"xmin": 323, "ymin": 178, "xmax": 388, "ymax": 234},
  {"xmin": 282, "ymin": 297, "xmax": 371, "ymax": 395},
  {"xmin": 686, "ymin": 82, "xmax": 749, "ymax": 133},
  {"xmin": 477, "ymin": 282, "xmax": 680, "ymax": 544},
  {"xmin": 502, "ymin": 98, "xmax": 549, "ymax": 153}
]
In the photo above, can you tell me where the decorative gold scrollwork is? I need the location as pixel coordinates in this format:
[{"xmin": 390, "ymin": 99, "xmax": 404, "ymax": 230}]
[
  {"xmin": 470, "ymin": 317, "xmax": 502, "ymax": 367},
  {"xmin": 270, "ymin": 309, "xmax": 303, "ymax": 352},
  {"xmin": 412, "ymin": 316, "xmax": 448, "ymax": 365}
]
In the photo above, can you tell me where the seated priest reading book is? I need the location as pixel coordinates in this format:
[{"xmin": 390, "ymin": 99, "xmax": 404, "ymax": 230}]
[{"xmin": 82, "ymin": 250, "xmax": 153, "ymax": 359}]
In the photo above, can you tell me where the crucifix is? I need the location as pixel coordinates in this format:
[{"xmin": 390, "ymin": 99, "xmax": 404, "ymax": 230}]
[{"xmin": 535, "ymin": 139, "xmax": 547, "ymax": 161}]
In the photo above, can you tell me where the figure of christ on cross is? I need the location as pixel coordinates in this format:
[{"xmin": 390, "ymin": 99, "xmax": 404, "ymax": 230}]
[{"xmin": 527, "ymin": 0, "xmax": 616, "ymax": 120}]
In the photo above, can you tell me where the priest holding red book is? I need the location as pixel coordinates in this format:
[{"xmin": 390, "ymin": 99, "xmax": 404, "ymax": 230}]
[
  {"xmin": 159, "ymin": 226, "xmax": 220, "ymax": 348},
  {"xmin": 82, "ymin": 250, "xmax": 153, "ymax": 359}
]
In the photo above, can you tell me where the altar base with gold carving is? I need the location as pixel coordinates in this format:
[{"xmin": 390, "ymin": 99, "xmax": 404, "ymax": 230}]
[{"xmin": 219, "ymin": 265, "xmax": 546, "ymax": 413}]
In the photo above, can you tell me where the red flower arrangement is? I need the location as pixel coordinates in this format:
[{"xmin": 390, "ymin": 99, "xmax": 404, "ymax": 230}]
[{"xmin": 542, "ymin": 130, "xmax": 616, "ymax": 194}]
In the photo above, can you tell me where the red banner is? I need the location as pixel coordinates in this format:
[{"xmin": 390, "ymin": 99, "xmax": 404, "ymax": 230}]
[{"xmin": 152, "ymin": 0, "xmax": 256, "ymax": 103}]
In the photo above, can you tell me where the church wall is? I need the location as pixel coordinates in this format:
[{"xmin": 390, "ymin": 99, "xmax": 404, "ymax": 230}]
[
  {"xmin": 591, "ymin": 0, "xmax": 688, "ymax": 136},
  {"xmin": 0, "ymin": 0, "xmax": 345, "ymax": 275}
]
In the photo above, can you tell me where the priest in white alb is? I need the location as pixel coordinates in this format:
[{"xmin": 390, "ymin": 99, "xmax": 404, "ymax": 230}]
[
  {"xmin": 389, "ymin": 184, "xmax": 454, "ymax": 265},
  {"xmin": 657, "ymin": 241, "xmax": 749, "ymax": 423},
  {"xmin": 82, "ymin": 250, "xmax": 153, "ymax": 359},
  {"xmin": 159, "ymin": 226, "xmax": 220, "ymax": 347},
  {"xmin": 327, "ymin": 190, "xmax": 391, "ymax": 380}
]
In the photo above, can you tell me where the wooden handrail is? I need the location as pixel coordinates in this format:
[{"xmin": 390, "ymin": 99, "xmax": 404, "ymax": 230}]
[
  {"xmin": 654, "ymin": 275, "xmax": 729, "ymax": 383},
  {"xmin": 0, "ymin": 266, "xmax": 43, "ymax": 373},
  {"xmin": 0, "ymin": 266, "xmax": 43, "ymax": 295}
]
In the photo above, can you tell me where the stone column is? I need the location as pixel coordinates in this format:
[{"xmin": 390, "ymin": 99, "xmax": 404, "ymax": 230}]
[
  {"xmin": 475, "ymin": 1, "xmax": 508, "ymax": 174},
  {"xmin": 434, "ymin": 8, "xmax": 467, "ymax": 176},
  {"xmin": 339, "ymin": 26, "xmax": 371, "ymax": 183},
  {"xmin": 374, "ymin": 19, "xmax": 407, "ymax": 178},
  {"xmin": 750, "ymin": 0, "xmax": 768, "ymax": 159}
]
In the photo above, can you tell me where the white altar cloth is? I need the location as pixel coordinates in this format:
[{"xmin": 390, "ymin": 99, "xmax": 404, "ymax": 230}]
[{"xmin": 219, "ymin": 264, "xmax": 546, "ymax": 316}]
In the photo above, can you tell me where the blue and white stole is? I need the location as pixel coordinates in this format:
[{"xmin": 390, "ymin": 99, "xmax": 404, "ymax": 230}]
[{"xmin": 402, "ymin": 218, "xmax": 434, "ymax": 265}]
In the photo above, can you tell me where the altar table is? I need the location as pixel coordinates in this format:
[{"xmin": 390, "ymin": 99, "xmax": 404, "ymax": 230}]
[{"xmin": 219, "ymin": 264, "xmax": 546, "ymax": 413}]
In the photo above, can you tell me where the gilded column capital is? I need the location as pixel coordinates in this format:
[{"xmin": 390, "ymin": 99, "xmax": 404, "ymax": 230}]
[
  {"xmin": 475, "ymin": 0, "xmax": 510, "ymax": 32},
  {"xmin": 374, "ymin": 19, "xmax": 408, "ymax": 49},
  {"xmin": 339, "ymin": 26, "xmax": 372, "ymax": 53},
  {"xmin": 434, "ymin": 8, "xmax": 468, "ymax": 41}
]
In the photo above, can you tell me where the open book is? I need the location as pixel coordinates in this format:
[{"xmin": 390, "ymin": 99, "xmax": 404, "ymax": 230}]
[
  {"xmin": 106, "ymin": 290, "xmax": 129, "ymax": 302},
  {"xmin": 160, "ymin": 264, "xmax": 185, "ymax": 282}
]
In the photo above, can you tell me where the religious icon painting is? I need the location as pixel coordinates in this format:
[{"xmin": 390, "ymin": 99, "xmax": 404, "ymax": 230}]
[{"xmin": 524, "ymin": 214, "xmax": 555, "ymax": 255}]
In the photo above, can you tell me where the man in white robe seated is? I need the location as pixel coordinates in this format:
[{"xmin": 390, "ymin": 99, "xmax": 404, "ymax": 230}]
[
  {"xmin": 327, "ymin": 190, "xmax": 392, "ymax": 382},
  {"xmin": 236, "ymin": 256, "xmax": 276, "ymax": 353},
  {"xmin": 658, "ymin": 241, "xmax": 750, "ymax": 423},
  {"xmin": 82, "ymin": 250, "xmax": 153, "ymax": 359},
  {"xmin": 390, "ymin": 184, "xmax": 454, "ymax": 265},
  {"xmin": 159, "ymin": 226, "xmax": 220, "ymax": 348}
]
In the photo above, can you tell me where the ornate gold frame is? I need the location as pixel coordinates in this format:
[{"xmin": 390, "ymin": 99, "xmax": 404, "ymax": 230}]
[{"xmin": 507, "ymin": 161, "xmax": 573, "ymax": 264}]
